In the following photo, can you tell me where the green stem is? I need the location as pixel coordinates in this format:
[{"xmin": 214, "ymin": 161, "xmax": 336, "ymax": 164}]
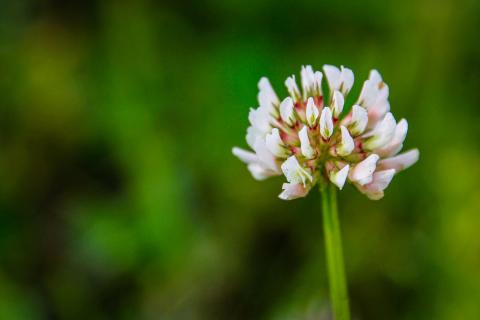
[{"xmin": 321, "ymin": 183, "xmax": 350, "ymax": 320}]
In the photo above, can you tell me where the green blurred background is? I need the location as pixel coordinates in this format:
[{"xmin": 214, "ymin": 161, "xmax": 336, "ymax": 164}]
[{"xmin": 0, "ymin": 0, "xmax": 479, "ymax": 319}]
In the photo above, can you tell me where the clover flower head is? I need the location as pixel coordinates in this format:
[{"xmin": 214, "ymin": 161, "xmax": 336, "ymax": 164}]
[{"xmin": 232, "ymin": 65, "xmax": 419, "ymax": 200}]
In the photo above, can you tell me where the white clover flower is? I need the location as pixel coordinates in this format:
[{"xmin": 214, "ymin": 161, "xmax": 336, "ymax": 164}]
[{"xmin": 233, "ymin": 65, "xmax": 419, "ymax": 200}]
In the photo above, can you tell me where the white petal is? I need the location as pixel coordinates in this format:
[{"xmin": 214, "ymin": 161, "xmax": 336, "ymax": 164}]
[
  {"xmin": 364, "ymin": 70, "xmax": 390, "ymax": 128},
  {"xmin": 258, "ymin": 77, "xmax": 279, "ymax": 117},
  {"xmin": 285, "ymin": 75, "xmax": 301, "ymax": 101},
  {"xmin": 363, "ymin": 112, "xmax": 396, "ymax": 150},
  {"xmin": 377, "ymin": 149, "xmax": 419, "ymax": 172},
  {"xmin": 232, "ymin": 147, "xmax": 280, "ymax": 181},
  {"xmin": 323, "ymin": 65, "xmax": 341, "ymax": 91},
  {"xmin": 329, "ymin": 165, "xmax": 350, "ymax": 190},
  {"xmin": 357, "ymin": 79, "xmax": 378, "ymax": 109},
  {"xmin": 320, "ymin": 107, "xmax": 334, "ymax": 139},
  {"xmin": 375, "ymin": 119, "xmax": 408, "ymax": 157},
  {"xmin": 349, "ymin": 105, "xmax": 368, "ymax": 136},
  {"xmin": 278, "ymin": 182, "xmax": 310, "ymax": 200},
  {"xmin": 253, "ymin": 138, "xmax": 279, "ymax": 172},
  {"xmin": 337, "ymin": 126, "xmax": 354, "ymax": 156},
  {"xmin": 232, "ymin": 147, "xmax": 257, "ymax": 164},
  {"xmin": 356, "ymin": 169, "xmax": 395, "ymax": 200},
  {"xmin": 265, "ymin": 128, "xmax": 289, "ymax": 158},
  {"xmin": 301, "ymin": 65, "xmax": 315, "ymax": 98},
  {"xmin": 340, "ymin": 66, "xmax": 354, "ymax": 95},
  {"xmin": 368, "ymin": 69, "xmax": 383, "ymax": 84},
  {"xmin": 299, "ymin": 126, "xmax": 315, "ymax": 159},
  {"xmin": 248, "ymin": 107, "xmax": 271, "ymax": 133},
  {"xmin": 367, "ymin": 99, "xmax": 390, "ymax": 129},
  {"xmin": 247, "ymin": 163, "xmax": 278, "ymax": 181},
  {"xmin": 281, "ymin": 156, "xmax": 313, "ymax": 186},
  {"xmin": 349, "ymin": 154, "xmax": 380, "ymax": 186},
  {"xmin": 258, "ymin": 77, "xmax": 279, "ymax": 105},
  {"xmin": 279, "ymin": 97, "xmax": 296, "ymax": 126},
  {"xmin": 306, "ymin": 97, "xmax": 319, "ymax": 127},
  {"xmin": 313, "ymin": 71, "xmax": 323, "ymax": 96},
  {"xmin": 246, "ymin": 126, "xmax": 262, "ymax": 149},
  {"xmin": 332, "ymin": 90, "xmax": 344, "ymax": 118}
]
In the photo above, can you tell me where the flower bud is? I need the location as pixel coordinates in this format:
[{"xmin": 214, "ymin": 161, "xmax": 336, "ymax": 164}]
[
  {"xmin": 332, "ymin": 90, "xmax": 344, "ymax": 118},
  {"xmin": 313, "ymin": 71, "xmax": 323, "ymax": 96},
  {"xmin": 301, "ymin": 65, "xmax": 315, "ymax": 98},
  {"xmin": 265, "ymin": 128, "xmax": 290, "ymax": 158},
  {"xmin": 329, "ymin": 165, "xmax": 350, "ymax": 190},
  {"xmin": 357, "ymin": 79, "xmax": 378, "ymax": 108},
  {"xmin": 320, "ymin": 107, "xmax": 334, "ymax": 139},
  {"xmin": 279, "ymin": 97, "xmax": 296, "ymax": 126},
  {"xmin": 285, "ymin": 75, "xmax": 301, "ymax": 101},
  {"xmin": 349, "ymin": 105, "xmax": 368, "ymax": 136},
  {"xmin": 299, "ymin": 126, "xmax": 315, "ymax": 159},
  {"xmin": 323, "ymin": 65, "xmax": 354, "ymax": 95},
  {"xmin": 306, "ymin": 97, "xmax": 319, "ymax": 127},
  {"xmin": 336, "ymin": 126, "xmax": 354, "ymax": 156}
]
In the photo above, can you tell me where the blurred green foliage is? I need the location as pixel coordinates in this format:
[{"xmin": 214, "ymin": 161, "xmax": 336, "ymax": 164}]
[{"xmin": 0, "ymin": 0, "xmax": 479, "ymax": 319}]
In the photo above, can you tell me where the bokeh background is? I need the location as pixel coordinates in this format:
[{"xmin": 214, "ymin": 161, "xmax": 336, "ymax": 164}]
[{"xmin": 1, "ymin": 0, "xmax": 479, "ymax": 319}]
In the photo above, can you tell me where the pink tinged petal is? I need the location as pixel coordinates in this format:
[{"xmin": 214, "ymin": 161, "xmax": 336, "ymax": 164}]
[
  {"xmin": 375, "ymin": 119, "xmax": 408, "ymax": 157},
  {"xmin": 349, "ymin": 154, "xmax": 380, "ymax": 186},
  {"xmin": 306, "ymin": 97, "xmax": 319, "ymax": 127},
  {"xmin": 247, "ymin": 163, "xmax": 278, "ymax": 181},
  {"xmin": 278, "ymin": 182, "xmax": 309, "ymax": 200},
  {"xmin": 280, "ymin": 97, "xmax": 296, "ymax": 126},
  {"xmin": 320, "ymin": 107, "xmax": 334, "ymax": 139},
  {"xmin": 337, "ymin": 126, "xmax": 354, "ymax": 156},
  {"xmin": 377, "ymin": 149, "xmax": 419, "ymax": 172},
  {"xmin": 285, "ymin": 75, "xmax": 301, "ymax": 101},
  {"xmin": 281, "ymin": 156, "xmax": 313, "ymax": 187},
  {"xmin": 363, "ymin": 112, "xmax": 396, "ymax": 150},
  {"xmin": 301, "ymin": 65, "xmax": 315, "ymax": 98},
  {"xmin": 356, "ymin": 169, "xmax": 396, "ymax": 200},
  {"xmin": 367, "ymin": 99, "xmax": 390, "ymax": 129},
  {"xmin": 232, "ymin": 147, "xmax": 258, "ymax": 164},
  {"xmin": 265, "ymin": 128, "xmax": 289, "ymax": 158},
  {"xmin": 299, "ymin": 126, "xmax": 315, "ymax": 159},
  {"xmin": 253, "ymin": 138, "xmax": 280, "ymax": 172},
  {"xmin": 329, "ymin": 165, "xmax": 350, "ymax": 190},
  {"xmin": 332, "ymin": 90, "xmax": 344, "ymax": 118},
  {"xmin": 349, "ymin": 105, "xmax": 368, "ymax": 136},
  {"xmin": 313, "ymin": 71, "xmax": 323, "ymax": 96}
]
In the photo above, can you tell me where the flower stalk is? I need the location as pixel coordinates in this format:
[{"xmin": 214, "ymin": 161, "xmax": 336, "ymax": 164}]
[{"xmin": 321, "ymin": 182, "xmax": 350, "ymax": 320}]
